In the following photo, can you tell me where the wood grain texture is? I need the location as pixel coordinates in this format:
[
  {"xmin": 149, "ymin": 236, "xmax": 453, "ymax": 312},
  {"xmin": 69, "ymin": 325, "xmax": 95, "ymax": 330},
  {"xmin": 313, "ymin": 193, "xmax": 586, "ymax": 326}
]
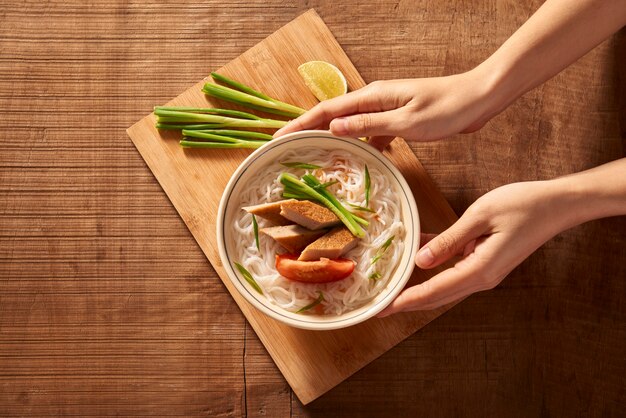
[
  {"xmin": 127, "ymin": 10, "xmax": 460, "ymax": 404},
  {"xmin": 1, "ymin": 0, "xmax": 624, "ymax": 416}
]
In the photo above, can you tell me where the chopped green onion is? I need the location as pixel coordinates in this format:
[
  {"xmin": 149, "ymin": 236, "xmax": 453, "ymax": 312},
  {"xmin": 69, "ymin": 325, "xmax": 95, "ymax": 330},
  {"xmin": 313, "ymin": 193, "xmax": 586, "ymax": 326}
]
[
  {"xmin": 348, "ymin": 203, "xmax": 376, "ymax": 213},
  {"xmin": 296, "ymin": 291, "xmax": 324, "ymax": 313},
  {"xmin": 182, "ymin": 130, "xmax": 241, "ymax": 143},
  {"xmin": 156, "ymin": 123, "xmax": 224, "ymax": 130},
  {"xmin": 352, "ymin": 215, "xmax": 370, "ymax": 227},
  {"xmin": 280, "ymin": 173, "xmax": 365, "ymax": 238},
  {"xmin": 209, "ymin": 73, "xmax": 307, "ymax": 117},
  {"xmin": 234, "ymin": 262, "xmax": 263, "ymax": 295},
  {"xmin": 280, "ymin": 162, "xmax": 322, "ymax": 169},
  {"xmin": 302, "ymin": 174, "xmax": 369, "ymax": 228},
  {"xmin": 154, "ymin": 106, "xmax": 261, "ymax": 120},
  {"xmin": 281, "ymin": 192, "xmax": 306, "ymax": 200},
  {"xmin": 281, "ymin": 177, "xmax": 370, "ymax": 227},
  {"xmin": 182, "ymin": 130, "xmax": 272, "ymax": 145},
  {"xmin": 195, "ymin": 129, "xmax": 273, "ymax": 141},
  {"xmin": 320, "ymin": 180, "xmax": 339, "ymax": 189},
  {"xmin": 155, "ymin": 108, "xmax": 287, "ymax": 129},
  {"xmin": 369, "ymin": 272, "xmax": 382, "ymax": 281},
  {"xmin": 203, "ymin": 82, "xmax": 306, "ymax": 119},
  {"xmin": 180, "ymin": 140, "xmax": 265, "ymax": 149},
  {"xmin": 371, "ymin": 235, "xmax": 395, "ymax": 265},
  {"xmin": 364, "ymin": 164, "xmax": 371, "ymax": 207},
  {"xmin": 211, "ymin": 72, "xmax": 273, "ymax": 101},
  {"xmin": 252, "ymin": 214, "xmax": 260, "ymax": 250}
]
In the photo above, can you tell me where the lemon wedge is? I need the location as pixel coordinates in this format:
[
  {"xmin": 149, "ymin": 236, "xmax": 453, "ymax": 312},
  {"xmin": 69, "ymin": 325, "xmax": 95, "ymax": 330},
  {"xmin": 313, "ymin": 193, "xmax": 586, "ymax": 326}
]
[{"xmin": 297, "ymin": 61, "xmax": 348, "ymax": 101}]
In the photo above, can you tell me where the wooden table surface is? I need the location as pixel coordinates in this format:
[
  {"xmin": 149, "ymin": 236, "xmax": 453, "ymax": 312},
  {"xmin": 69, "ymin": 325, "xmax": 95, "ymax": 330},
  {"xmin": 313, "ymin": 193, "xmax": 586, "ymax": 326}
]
[{"xmin": 1, "ymin": 1, "xmax": 624, "ymax": 416}]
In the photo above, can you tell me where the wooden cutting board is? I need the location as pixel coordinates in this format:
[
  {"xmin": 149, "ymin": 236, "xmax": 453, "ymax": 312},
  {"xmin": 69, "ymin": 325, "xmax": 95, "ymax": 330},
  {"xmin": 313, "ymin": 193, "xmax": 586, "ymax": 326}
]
[{"xmin": 127, "ymin": 9, "xmax": 458, "ymax": 405}]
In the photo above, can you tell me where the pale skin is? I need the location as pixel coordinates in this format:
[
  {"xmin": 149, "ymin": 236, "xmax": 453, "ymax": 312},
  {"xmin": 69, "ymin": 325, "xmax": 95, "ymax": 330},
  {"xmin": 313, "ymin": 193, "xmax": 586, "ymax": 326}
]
[{"xmin": 275, "ymin": 0, "xmax": 626, "ymax": 315}]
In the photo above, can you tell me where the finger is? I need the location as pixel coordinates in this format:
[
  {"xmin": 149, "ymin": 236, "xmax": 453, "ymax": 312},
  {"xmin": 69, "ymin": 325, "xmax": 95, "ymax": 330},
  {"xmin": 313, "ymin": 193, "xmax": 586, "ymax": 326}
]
[
  {"xmin": 419, "ymin": 233, "xmax": 438, "ymax": 248},
  {"xmin": 422, "ymin": 233, "xmax": 474, "ymax": 255},
  {"xmin": 273, "ymin": 89, "xmax": 372, "ymax": 137},
  {"xmin": 273, "ymin": 112, "xmax": 320, "ymax": 138},
  {"xmin": 328, "ymin": 109, "xmax": 402, "ymax": 138},
  {"xmin": 274, "ymin": 82, "xmax": 403, "ymax": 137},
  {"xmin": 414, "ymin": 214, "xmax": 487, "ymax": 269},
  {"xmin": 367, "ymin": 136, "xmax": 395, "ymax": 151},
  {"xmin": 378, "ymin": 250, "xmax": 489, "ymax": 317}
]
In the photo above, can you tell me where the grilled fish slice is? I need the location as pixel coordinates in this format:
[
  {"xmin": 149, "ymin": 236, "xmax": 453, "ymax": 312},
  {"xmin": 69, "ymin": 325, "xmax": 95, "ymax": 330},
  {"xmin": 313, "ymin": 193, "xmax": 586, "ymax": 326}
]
[
  {"xmin": 298, "ymin": 226, "xmax": 359, "ymax": 261},
  {"xmin": 280, "ymin": 200, "xmax": 340, "ymax": 230},
  {"xmin": 242, "ymin": 199, "xmax": 295, "ymax": 225},
  {"xmin": 260, "ymin": 225, "xmax": 327, "ymax": 253}
]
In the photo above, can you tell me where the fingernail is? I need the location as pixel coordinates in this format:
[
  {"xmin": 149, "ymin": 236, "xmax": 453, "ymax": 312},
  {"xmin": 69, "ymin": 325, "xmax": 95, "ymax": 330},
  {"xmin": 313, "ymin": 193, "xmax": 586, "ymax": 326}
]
[
  {"xmin": 416, "ymin": 247, "xmax": 434, "ymax": 267},
  {"xmin": 330, "ymin": 118, "xmax": 349, "ymax": 135},
  {"xmin": 273, "ymin": 126, "xmax": 288, "ymax": 138}
]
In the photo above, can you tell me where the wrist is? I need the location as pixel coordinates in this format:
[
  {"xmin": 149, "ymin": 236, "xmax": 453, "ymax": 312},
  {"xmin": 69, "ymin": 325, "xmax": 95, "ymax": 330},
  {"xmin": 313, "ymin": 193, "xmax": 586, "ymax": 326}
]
[
  {"xmin": 468, "ymin": 57, "xmax": 523, "ymax": 125},
  {"xmin": 547, "ymin": 160, "xmax": 626, "ymax": 229}
]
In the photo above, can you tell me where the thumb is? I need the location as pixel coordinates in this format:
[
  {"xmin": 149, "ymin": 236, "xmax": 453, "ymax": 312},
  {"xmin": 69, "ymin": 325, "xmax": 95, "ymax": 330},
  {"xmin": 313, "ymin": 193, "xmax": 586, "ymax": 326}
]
[
  {"xmin": 415, "ymin": 214, "xmax": 486, "ymax": 269},
  {"xmin": 329, "ymin": 110, "xmax": 398, "ymax": 138}
]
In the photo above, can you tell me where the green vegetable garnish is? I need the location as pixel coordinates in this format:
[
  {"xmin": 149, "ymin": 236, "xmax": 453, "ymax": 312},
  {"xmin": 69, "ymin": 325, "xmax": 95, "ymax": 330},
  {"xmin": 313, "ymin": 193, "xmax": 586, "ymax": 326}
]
[
  {"xmin": 371, "ymin": 235, "xmax": 395, "ymax": 265},
  {"xmin": 154, "ymin": 106, "xmax": 261, "ymax": 120},
  {"xmin": 302, "ymin": 174, "xmax": 370, "ymax": 227},
  {"xmin": 154, "ymin": 108, "xmax": 287, "ymax": 129},
  {"xmin": 234, "ymin": 262, "xmax": 263, "ymax": 295},
  {"xmin": 348, "ymin": 203, "xmax": 376, "ymax": 213},
  {"xmin": 154, "ymin": 75, "xmax": 306, "ymax": 149},
  {"xmin": 364, "ymin": 164, "xmax": 371, "ymax": 207},
  {"xmin": 320, "ymin": 180, "xmax": 339, "ymax": 189},
  {"xmin": 369, "ymin": 272, "xmax": 382, "ymax": 281},
  {"xmin": 156, "ymin": 123, "xmax": 224, "ymax": 130},
  {"xmin": 178, "ymin": 129, "xmax": 274, "ymax": 149},
  {"xmin": 204, "ymin": 72, "xmax": 307, "ymax": 119},
  {"xmin": 280, "ymin": 173, "xmax": 366, "ymax": 238},
  {"xmin": 296, "ymin": 291, "xmax": 325, "ymax": 313},
  {"xmin": 252, "ymin": 214, "xmax": 260, "ymax": 250},
  {"xmin": 194, "ymin": 129, "xmax": 273, "ymax": 141},
  {"xmin": 282, "ymin": 174, "xmax": 368, "ymax": 227},
  {"xmin": 182, "ymin": 130, "xmax": 244, "ymax": 144},
  {"xmin": 280, "ymin": 162, "xmax": 322, "ymax": 169},
  {"xmin": 180, "ymin": 140, "xmax": 266, "ymax": 149},
  {"xmin": 211, "ymin": 72, "xmax": 273, "ymax": 101}
]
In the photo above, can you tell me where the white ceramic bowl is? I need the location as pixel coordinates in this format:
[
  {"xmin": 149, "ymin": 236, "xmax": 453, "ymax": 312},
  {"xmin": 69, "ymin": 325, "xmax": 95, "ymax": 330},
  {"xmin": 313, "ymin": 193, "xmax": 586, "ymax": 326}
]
[{"xmin": 216, "ymin": 130, "xmax": 419, "ymax": 330}]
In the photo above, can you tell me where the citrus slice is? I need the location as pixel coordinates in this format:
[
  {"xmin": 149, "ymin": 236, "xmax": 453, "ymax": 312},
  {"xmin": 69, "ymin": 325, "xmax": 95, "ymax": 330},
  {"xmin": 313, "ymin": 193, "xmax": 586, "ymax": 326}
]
[{"xmin": 297, "ymin": 61, "xmax": 348, "ymax": 101}]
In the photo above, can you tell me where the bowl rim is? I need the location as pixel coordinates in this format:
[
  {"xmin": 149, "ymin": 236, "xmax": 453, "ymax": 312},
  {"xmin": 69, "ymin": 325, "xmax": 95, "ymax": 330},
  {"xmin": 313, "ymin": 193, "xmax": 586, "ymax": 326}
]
[{"xmin": 216, "ymin": 130, "xmax": 419, "ymax": 330}]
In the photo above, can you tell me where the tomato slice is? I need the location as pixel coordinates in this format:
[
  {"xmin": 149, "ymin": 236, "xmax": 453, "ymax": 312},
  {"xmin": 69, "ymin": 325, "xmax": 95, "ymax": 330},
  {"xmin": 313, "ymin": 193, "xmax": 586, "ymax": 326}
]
[{"xmin": 275, "ymin": 254, "xmax": 355, "ymax": 283}]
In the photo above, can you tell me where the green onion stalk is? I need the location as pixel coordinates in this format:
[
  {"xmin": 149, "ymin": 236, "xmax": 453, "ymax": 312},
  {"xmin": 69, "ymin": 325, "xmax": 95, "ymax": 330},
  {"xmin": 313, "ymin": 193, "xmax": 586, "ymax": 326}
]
[
  {"xmin": 280, "ymin": 162, "xmax": 322, "ymax": 170},
  {"xmin": 234, "ymin": 262, "xmax": 263, "ymax": 295},
  {"xmin": 154, "ymin": 108, "xmax": 286, "ymax": 129},
  {"xmin": 154, "ymin": 73, "xmax": 306, "ymax": 149},
  {"xmin": 206, "ymin": 72, "xmax": 306, "ymax": 119},
  {"xmin": 371, "ymin": 236, "xmax": 395, "ymax": 265},
  {"xmin": 296, "ymin": 291, "xmax": 324, "ymax": 313},
  {"xmin": 180, "ymin": 140, "xmax": 267, "ymax": 149},
  {"xmin": 301, "ymin": 174, "xmax": 369, "ymax": 228},
  {"xmin": 182, "ymin": 130, "xmax": 273, "ymax": 141},
  {"xmin": 155, "ymin": 107, "xmax": 287, "ymax": 149},
  {"xmin": 279, "ymin": 173, "xmax": 367, "ymax": 238},
  {"xmin": 180, "ymin": 129, "xmax": 271, "ymax": 149}
]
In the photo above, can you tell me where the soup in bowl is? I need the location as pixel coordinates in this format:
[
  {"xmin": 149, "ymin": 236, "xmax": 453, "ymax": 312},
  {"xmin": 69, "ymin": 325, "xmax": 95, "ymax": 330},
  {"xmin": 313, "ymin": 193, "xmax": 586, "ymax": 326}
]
[{"xmin": 217, "ymin": 130, "xmax": 419, "ymax": 330}]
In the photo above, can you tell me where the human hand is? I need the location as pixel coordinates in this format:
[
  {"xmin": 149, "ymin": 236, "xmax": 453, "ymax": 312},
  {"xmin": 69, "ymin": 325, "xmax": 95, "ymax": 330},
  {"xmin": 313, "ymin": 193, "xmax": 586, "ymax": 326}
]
[
  {"xmin": 377, "ymin": 180, "xmax": 578, "ymax": 316},
  {"xmin": 276, "ymin": 0, "xmax": 626, "ymax": 151},
  {"xmin": 274, "ymin": 69, "xmax": 497, "ymax": 150}
]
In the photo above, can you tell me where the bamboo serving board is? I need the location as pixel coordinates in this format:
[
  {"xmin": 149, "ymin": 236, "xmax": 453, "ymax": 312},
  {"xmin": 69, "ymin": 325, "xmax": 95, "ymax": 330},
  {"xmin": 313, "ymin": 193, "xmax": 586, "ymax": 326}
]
[{"xmin": 127, "ymin": 9, "xmax": 458, "ymax": 405}]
